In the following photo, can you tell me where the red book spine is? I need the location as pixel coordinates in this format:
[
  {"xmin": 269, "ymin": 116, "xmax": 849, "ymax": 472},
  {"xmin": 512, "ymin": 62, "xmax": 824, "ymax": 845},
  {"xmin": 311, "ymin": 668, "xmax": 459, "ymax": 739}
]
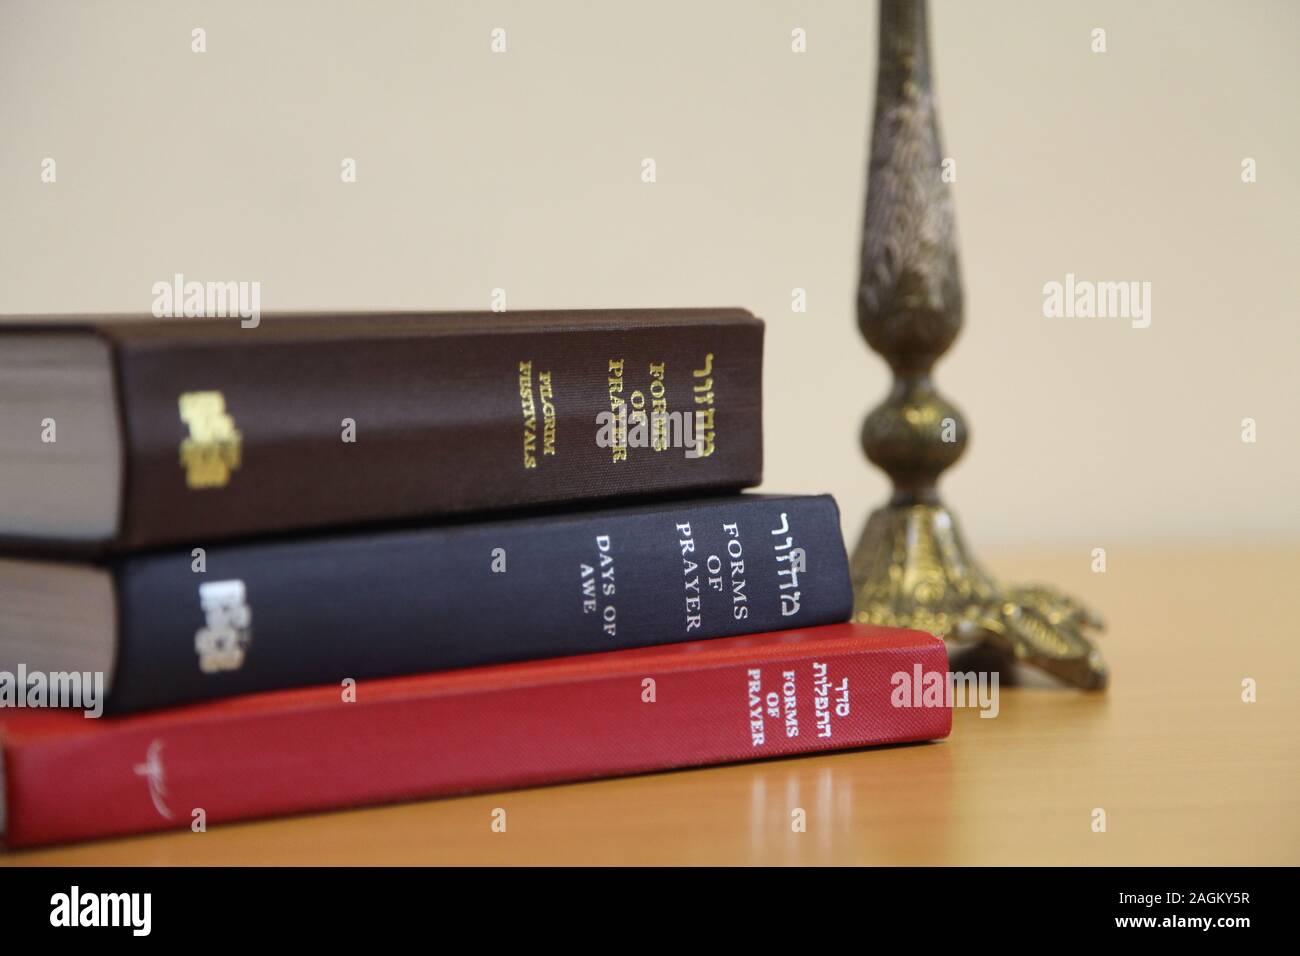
[{"xmin": 0, "ymin": 625, "xmax": 949, "ymax": 847}]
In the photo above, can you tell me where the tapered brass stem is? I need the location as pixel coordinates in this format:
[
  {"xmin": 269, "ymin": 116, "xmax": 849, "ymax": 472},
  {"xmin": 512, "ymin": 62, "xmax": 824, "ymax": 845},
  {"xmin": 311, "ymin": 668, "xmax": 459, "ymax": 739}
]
[{"xmin": 851, "ymin": 0, "xmax": 1107, "ymax": 689}]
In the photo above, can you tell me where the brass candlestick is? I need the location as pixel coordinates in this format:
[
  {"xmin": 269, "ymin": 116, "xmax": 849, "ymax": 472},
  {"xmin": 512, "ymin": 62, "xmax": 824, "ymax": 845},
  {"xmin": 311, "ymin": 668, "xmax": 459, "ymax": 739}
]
[{"xmin": 850, "ymin": 0, "xmax": 1107, "ymax": 689}]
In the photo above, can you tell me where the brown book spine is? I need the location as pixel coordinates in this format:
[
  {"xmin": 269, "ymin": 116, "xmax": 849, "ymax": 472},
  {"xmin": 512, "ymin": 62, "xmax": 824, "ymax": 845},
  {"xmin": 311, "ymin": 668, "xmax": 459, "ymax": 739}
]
[{"xmin": 104, "ymin": 309, "xmax": 762, "ymax": 548}]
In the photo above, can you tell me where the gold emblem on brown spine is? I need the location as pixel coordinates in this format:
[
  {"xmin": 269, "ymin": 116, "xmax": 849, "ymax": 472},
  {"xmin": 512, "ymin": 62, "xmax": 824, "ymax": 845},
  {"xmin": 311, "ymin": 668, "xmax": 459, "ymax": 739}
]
[{"xmin": 178, "ymin": 391, "xmax": 242, "ymax": 488}]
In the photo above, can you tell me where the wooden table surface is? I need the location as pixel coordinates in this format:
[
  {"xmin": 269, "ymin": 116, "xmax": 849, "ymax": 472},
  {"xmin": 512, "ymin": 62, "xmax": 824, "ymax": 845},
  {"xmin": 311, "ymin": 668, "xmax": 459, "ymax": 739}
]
[{"xmin": 6, "ymin": 547, "xmax": 1298, "ymax": 866}]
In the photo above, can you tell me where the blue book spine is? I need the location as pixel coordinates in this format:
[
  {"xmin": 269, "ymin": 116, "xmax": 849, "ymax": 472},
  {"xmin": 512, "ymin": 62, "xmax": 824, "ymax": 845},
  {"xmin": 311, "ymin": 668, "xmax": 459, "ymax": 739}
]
[{"xmin": 108, "ymin": 494, "xmax": 852, "ymax": 712}]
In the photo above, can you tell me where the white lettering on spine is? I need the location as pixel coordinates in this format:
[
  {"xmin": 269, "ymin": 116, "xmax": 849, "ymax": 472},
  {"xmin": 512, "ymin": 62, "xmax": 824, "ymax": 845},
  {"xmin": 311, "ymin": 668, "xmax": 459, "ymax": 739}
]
[
  {"xmin": 677, "ymin": 522, "xmax": 702, "ymax": 632},
  {"xmin": 579, "ymin": 534, "xmax": 617, "ymax": 637},
  {"xmin": 747, "ymin": 668, "xmax": 765, "ymax": 746},
  {"xmin": 721, "ymin": 522, "xmax": 750, "ymax": 621},
  {"xmin": 812, "ymin": 662, "xmax": 849, "ymax": 739},
  {"xmin": 194, "ymin": 580, "xmax": 251, "ymax": 673}
]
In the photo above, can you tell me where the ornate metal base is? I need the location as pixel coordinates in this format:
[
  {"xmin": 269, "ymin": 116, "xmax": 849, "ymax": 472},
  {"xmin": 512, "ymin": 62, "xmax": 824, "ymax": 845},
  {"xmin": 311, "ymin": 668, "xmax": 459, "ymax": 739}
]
[{"xmin": 850, "ymin": 504, "xmax": 1108, "ymax": 690}]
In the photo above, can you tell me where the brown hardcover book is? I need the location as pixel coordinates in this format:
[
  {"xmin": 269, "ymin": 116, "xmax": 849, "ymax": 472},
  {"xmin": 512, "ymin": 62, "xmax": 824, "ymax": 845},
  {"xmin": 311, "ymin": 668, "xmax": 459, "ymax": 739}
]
[{"xmin": 0, "ymin": 309, "xmax": 762, "ymax": 552}]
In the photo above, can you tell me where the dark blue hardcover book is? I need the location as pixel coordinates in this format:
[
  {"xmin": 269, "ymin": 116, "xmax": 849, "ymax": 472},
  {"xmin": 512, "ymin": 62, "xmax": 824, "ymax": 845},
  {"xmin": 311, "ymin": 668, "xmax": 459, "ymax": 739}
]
[{"xmin": 54, "ymin": 494, "xmax": 853, "ymax": 712}]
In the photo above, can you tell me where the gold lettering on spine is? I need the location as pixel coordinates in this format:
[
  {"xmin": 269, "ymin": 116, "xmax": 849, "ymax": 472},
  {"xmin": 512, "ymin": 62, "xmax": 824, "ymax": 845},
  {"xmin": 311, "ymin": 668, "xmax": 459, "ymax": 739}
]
[
  {"xmin": 538, "ymin": 371, "xmax": 557, "ymax": 456},
  {"xmin": 649, "ymin": 362, "xmax": 668, "ymax": 451},
  {"xmin": 607, "ymin": 359, "xmax": 627, "ymax": 462},
  {"xmin": 600, "ymin": 353, "xmax": 723, "ymax": 462},
  {"xmin": 179, "ymin": 391, "xmax": 242, "ymax": 488},
  {"xmin": 518, "ymin": 360, "xmax": 537, "ymax": 469},
  {"xmin": 692, "ymin": 353, "xmax": 716, "ymax": 458}
]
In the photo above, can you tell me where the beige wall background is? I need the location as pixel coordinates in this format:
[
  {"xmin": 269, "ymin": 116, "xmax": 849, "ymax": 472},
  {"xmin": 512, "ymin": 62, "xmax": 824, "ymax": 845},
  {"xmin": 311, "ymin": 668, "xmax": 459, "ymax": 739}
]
[{"xmin": 2, "ymin": 0, "xmax": 1296, "ymax": 549}]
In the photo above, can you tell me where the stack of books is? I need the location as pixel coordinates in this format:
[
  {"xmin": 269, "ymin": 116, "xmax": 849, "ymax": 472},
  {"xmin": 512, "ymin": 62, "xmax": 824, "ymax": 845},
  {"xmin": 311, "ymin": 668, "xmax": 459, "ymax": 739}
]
[{"xmin": 0, "ymin": 309, "xmax": 948, "ymax": 847}]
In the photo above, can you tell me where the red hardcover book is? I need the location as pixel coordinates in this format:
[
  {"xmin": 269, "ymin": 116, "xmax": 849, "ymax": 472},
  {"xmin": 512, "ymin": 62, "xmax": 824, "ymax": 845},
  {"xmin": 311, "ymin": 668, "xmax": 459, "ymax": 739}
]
[{"xmin": 0, "ymin": 623, "xmax": 949, "ymax": 848}]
